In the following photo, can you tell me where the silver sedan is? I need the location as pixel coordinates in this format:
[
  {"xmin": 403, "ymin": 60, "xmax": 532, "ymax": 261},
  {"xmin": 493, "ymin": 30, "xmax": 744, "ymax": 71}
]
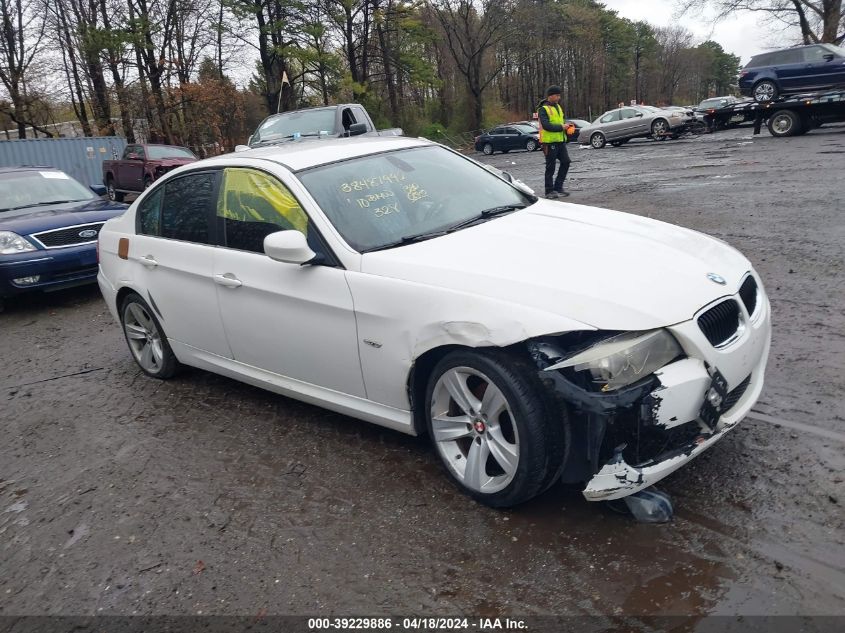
[{"xmin": 578, "ymin": 105, "xmax": 691, "ymax": 148}]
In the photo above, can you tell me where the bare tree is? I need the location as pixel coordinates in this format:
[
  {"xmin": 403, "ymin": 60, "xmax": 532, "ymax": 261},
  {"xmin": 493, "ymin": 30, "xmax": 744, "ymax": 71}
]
[
  {"xmin": 0, "ymin": 0, "xmax": 47, "ymax": 137},
  {"xmin": 678, "ymin": 0, "xmax": 843, "ymax": 45}
]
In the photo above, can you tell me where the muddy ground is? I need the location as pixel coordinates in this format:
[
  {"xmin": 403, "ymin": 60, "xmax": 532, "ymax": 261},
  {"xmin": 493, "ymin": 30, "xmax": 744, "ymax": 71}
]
[{"xmin": 1, "ymin": 125, "xmax": 843, "ymax": 625}]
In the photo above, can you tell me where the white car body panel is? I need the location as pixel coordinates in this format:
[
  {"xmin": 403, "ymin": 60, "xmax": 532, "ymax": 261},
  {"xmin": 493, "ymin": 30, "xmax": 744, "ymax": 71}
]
[{"xmin": 96, "ymin": 136, "xmax": 772, "ymax": 503}]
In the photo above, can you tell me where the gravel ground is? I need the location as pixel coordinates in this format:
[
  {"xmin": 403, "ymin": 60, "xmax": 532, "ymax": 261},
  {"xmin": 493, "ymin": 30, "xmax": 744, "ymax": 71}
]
[{"xmin": 1, "ymin": 125, "xmax": 843, "ymax": 623}]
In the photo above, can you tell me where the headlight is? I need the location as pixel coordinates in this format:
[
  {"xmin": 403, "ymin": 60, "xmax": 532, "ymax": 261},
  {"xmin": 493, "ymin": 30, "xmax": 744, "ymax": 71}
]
[
  {"xmin": 0, "ymin": 231, "xmax": 37, "ymax": 255},
  {"xmin": 545, "ymin": 330, "xmax": 683, "ymax": 392}
]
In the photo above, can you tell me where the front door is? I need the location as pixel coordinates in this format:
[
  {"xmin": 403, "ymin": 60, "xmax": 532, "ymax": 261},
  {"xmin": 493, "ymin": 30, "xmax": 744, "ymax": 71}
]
[
  {"xmin": 132, "ymin": 170, "xmax": 232, "ymax": 357},
  {"xmin": 211, "ymin": 167, "xmax": 365, "ymax": 396}
]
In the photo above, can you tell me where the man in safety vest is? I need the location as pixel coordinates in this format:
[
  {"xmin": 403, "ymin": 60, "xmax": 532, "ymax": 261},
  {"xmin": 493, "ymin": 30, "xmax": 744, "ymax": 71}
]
[{"xmin": 537, "ymin": 85, "xmax": 574, "ymax": 198}]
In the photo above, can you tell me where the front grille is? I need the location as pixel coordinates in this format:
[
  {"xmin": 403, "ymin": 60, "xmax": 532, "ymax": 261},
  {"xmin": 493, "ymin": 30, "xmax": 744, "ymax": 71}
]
[
  {"xmin": 32, "ymin": 223, "xmax": 104, "ymax": 248},
  {"xmin": 49, "ymin": 266, "xmax": 99, "ymax": 282},
  {"xmin": 723, "ymin": 375, "xmax": 751, "ymax": 413},
  {"xmin": 739, "ymin": 276, "xmax": 758, "ymax": 316},
  {"xmin": 698, "ymin": 299, "xmax": 741, "ymax": 346}
]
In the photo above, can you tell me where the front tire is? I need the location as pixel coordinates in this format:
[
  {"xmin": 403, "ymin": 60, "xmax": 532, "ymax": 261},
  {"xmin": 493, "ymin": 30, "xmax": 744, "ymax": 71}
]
[
  {"xmin": 526, "ymin": 139, "xmax": 537, "ymax": 152},
  {"xmin": 767, "ymin": 109, "xmax": 803, "ymax": 137},
  {"xmin": 425, "ymin": 350, "xmax": 566, "ymax": 508},
  {"xmin": 482, "ymin": 143, "xmax": 494, "ymax": 155},
  {"xmin": 651, "ymin": 118, "xmax": 670, "ymax": 138},
  {"xmin": 590, "ymin": 132, "xmax": 606, "ymax": 149},
  {"xmin": 120, "ymin": 293, "xmax": 179, "ymax": 379}
]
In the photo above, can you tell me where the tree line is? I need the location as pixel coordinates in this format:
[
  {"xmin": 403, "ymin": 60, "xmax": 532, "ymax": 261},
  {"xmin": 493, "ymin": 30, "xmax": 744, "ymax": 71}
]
[{"xmin": 0, "ymin": 0, "xmax": 840, "ymax": 149}]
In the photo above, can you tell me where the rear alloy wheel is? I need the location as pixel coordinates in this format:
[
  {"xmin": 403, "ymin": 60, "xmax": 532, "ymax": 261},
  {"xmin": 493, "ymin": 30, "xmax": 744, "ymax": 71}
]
[
  {"xmin": 120, "ymin": 293, "xmax": 178, "ymax": 379},
  {"xmin": 107, "ymin": 179, "xmax": 124, "ymax": 202},
  {"xmin": 753, "ymin": 80, "xmax": 778, "ymax": 103},
  {"xmin": 651, "ymin": 118, "xmax": 670, "ymax": 139},
  {"xmin": 425, "ymin": 350, "xmax": 566, "ymax": 508},
  {"xmin": 767, "ymin": 109, "xmax": 803, "ymax": 137},
  {"xmin": 526, "ymin": 138, "xmax": 537, "ymax": 152},
  {"xmin": 590, "ymin": 132, "xmax": 606, "ymax": 149},
  {"xmin": 482, "ymin": 143, "xmax": 494, "ymax": 155}
]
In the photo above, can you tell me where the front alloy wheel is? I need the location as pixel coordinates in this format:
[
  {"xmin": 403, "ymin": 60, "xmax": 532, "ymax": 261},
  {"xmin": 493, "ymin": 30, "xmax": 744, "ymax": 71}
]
[
  {"xmin": 591, "ymin": 132, "xmax": 606, "ymax": 149},
  {"xmin": 121, "ymin": 294, "xmax": 178, "ymax": 378},
  {"xmin": 425, "ymin": 351, "xmax": 567, "ymax": 507},
  {"xmin": 526, "ymin": 139, "xmax": 537, "ymax": 152},
  {"xmin": 651, "ymin": 119, "xmax": 669, "ymax": 138}
]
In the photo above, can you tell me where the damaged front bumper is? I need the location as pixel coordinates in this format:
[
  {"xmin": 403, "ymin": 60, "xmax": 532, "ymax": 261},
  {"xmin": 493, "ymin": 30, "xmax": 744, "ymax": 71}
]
[{"xmin": 528, "ymin": 276, "xmax": 772, "ymax": 502}]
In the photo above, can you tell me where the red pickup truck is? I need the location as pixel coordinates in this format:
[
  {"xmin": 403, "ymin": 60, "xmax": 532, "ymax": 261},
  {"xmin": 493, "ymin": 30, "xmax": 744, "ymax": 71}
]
[{"xmin": 102, "ymin": 144, "xmax": 197, "ymax": 201}]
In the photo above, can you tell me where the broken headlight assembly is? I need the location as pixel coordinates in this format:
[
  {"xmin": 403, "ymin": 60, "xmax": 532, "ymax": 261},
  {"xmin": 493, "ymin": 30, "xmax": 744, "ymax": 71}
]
[{"xmin": 545, "ymin": 330, "xmax": 683, "ymax": 392}]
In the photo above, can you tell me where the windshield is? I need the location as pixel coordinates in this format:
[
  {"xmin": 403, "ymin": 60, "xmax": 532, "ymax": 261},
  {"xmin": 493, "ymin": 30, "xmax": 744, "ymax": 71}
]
[
  {"xmin": 146, "ymin": 145, "xmax": 196, "ymax": 160},
  {"xmin": 0, "ymin": 170, "xmax": 95, "ymax": 211},
  {"xmin": 298, "ymin": 145, "xmax": 534, "ymax": 252},
  {"xmin": 251, "ymin": 110, "xmax": 337, "ymax": 146}
]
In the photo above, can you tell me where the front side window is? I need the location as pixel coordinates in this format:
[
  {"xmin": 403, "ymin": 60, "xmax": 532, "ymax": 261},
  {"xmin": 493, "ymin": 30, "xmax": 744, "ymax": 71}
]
[
  {"xmin": 217, "ymin": 168, "xmax": 309, "ymax": 253},
  {"xmin": 160, "ymin": 172, "xmax": 217, "ymax": 244},
  {"xmin": 298, "ymin": 145, "xmax": 534, "ymax": 252},
  {"xmin": 620, "ymin": 108, "xmax": 639, "ymax": 119}
]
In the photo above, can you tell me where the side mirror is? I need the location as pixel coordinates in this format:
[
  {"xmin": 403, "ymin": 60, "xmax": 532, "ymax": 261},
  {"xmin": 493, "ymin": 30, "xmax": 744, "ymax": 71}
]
[
  {"xmin": 247, "ymin": 135, "xmax": 253, "ymax": 145},
  {"xmin": 264, "ymin": 230, "xmax": 316, "ymax": 265},
  {"xmin": 500, "ymin": 170, "xmax": 514, "ymax": 183},
  {"xmin": 348, "ymin": 122, "xmax": 368, "ymax": 136},
  {"xmin": 90, "ymin": 184, "xmax": 107, "ymax": 196},
  {"xmin": 126, "ymin": 152, "xmax": 140, "ymax": 160},
  {"xmin": 635, "ymin": 113, "xmax": 644, "ymax": 118},
  {"xmin": 234, "ymin": 145, "xmax": 250, "ymax": 152},
  {"xmin": 824, "ymin": 53, "xmax": 835, "ymax": 62}
]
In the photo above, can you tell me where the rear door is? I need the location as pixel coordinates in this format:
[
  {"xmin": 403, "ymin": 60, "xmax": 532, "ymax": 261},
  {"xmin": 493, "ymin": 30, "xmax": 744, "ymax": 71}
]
[
  {"xmin": 211, "ymin": 167, "xmax": 365, "ymax": 396},
  {"xmin": 132, "ymin": 170, "xmax": 232, "ymax": 357},
  {"xmin": 598, "ymin": 110, "xmax": 624, "ymax": 139}
]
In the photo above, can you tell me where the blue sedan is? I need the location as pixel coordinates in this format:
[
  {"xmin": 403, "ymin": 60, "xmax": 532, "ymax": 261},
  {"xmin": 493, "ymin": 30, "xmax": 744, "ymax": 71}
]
[{"xmin": 0, "ymin": 167, "xmax": 127, "ymax": 309}]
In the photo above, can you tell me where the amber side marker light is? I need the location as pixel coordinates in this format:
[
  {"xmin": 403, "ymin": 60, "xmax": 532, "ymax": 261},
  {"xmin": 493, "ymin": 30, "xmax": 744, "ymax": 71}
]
[{"xmin": 118, "ymin": 237, "xmax": 129, "ymax": 260}]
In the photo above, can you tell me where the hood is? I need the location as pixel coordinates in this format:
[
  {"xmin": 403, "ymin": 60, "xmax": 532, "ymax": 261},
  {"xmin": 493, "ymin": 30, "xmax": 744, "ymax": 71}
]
[
  {"xmin": 0, "ymin": 198, "xmax": 127, "ymax": 236},
  {"xmin": 361, "ymin": 201, "xmax": 751, "ymax": 331}
]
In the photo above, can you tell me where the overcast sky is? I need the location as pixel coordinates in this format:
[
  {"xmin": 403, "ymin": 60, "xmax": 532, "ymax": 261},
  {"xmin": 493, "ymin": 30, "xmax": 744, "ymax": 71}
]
[{"xmin": 602, "ymin": 0, "xmax": 799, "ymax": 65}]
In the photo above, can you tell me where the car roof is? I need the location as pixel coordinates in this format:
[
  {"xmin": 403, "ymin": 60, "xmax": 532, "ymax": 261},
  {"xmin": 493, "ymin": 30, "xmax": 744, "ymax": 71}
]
[
  {"xmin": 0, "ymin": 166, "xmax": 64, "ymax": 175},
  {"xmin": 207, "ymin": 135, "xmax": 431, "ymax": 172}
]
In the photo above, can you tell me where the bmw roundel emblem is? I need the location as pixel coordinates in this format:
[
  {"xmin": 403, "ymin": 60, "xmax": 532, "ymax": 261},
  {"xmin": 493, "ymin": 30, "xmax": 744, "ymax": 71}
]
[
  {"xmin": 79, "ymin": 229, "xmax": 98, "ymax": 238},
  {"xmin": 707, "ymin": 272, "xmax": 727, "ymax": 285}
]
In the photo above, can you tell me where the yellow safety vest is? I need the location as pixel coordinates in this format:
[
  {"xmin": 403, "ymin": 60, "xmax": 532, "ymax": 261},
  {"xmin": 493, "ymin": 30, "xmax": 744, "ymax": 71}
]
[{"xmin": 539, "ymin": 104, "xmax": 566, "ymax": 144}]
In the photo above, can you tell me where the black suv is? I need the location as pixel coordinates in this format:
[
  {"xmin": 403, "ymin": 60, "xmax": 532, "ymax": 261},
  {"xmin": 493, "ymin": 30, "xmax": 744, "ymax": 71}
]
[{"xmin": 739, "ymin": 44, "xmax": 845, "ymax": 102}]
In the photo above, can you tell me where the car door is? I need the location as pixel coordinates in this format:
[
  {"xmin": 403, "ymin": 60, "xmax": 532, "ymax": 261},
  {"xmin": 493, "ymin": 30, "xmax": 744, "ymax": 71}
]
[
  {"xmin": 132, "ymin": 170, "xmax": 232, "ymax": 357},
  {"xmin": 801, "ymin": 45, "xmax": 844, "ymax": 89},
  {"xmin": 598, "ymin": 110, "xmax": 623, "ymax": 139},
  {"xmin": 487, "ymin": 127, "xmax": 504, "ymax": 151},
  {"xmin": 619, "ymin": 108, "xmax": 646, "ymax": 135},
  {"xmin": 773, "ymin": 48, "xmax": 807, "ymax": 91},
  {"xmin": 211, "ymin": 167, "xmax": 365, "ymax": 396}
]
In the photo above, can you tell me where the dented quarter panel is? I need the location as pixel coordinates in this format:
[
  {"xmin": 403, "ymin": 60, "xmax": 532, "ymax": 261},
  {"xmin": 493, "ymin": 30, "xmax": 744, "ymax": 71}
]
[{"xmin": 345, "ymin": 271, "xmax": 594, "ymax": 410}]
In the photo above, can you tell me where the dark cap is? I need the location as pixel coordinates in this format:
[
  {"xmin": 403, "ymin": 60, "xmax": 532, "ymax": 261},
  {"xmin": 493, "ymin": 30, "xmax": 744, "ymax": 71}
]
[{"xmin": 546, "ymin": 85, "xmax": 561, "ymax": 96}]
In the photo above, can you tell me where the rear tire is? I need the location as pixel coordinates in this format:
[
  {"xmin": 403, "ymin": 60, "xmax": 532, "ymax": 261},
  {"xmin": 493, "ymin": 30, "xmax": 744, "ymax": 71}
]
[
  {"xmin": 753, "ymin": 79, "xmax": 778, "ymax": 103},
  {"xmin": 107, "ymin": 178, "xmax": 125, "ymax": 202},
  {"xmin": 425, "ymin": 349, "xmax": 567, "ymax": 508},
  {"xmin": 590, "ymin": 132, "xmax": 606, "ymax": 149},
  {"xmin": 120, "ymin": 292, "xmax": 179, "ymax": 379},
  {"xmin": 767, "ymin": 109, "xmax": 802, "ymax": 137}
]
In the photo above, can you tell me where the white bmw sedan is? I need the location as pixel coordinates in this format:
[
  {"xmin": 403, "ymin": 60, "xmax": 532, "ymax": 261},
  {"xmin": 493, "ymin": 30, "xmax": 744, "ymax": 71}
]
[{"xmin": 98, "ymin": 136, "xmax": 771, "ymax": 508}]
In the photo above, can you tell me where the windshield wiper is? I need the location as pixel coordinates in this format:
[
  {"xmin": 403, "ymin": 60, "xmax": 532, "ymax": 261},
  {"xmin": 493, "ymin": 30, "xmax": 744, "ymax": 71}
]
[
  {"xmin": 363, "ymin": 229, "xmax": 451, "ymax": 253},
  {"xmin": 8, "ymin": 199, "xmax": 90, "ymax": 210},
  {"xmin": 445, "ymin": 203, "xmax": 529, "ymax": 231}
]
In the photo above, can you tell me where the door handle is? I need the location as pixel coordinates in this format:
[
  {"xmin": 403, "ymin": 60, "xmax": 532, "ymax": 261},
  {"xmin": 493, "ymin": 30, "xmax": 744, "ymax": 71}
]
[
  {"xmin": 140, "ymin": 255, "xmax": 157, "ymax": 268},
  {"xmin": 214, "ymin": 273, "xmax": 242, "ymax": 288}
]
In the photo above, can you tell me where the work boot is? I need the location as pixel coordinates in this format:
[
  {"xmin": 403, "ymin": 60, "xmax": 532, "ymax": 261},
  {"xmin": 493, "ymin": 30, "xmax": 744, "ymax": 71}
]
[
  {"xmin": 555, "ymin": 189, "xmax": 571, "ymax": 197},
  {"xmin": 545, "ymin": 191, "xmax": 560, "ymax": 199}
]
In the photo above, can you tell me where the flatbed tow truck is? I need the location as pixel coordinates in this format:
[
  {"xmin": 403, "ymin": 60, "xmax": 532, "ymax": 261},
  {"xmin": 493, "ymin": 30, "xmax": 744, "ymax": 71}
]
[{"xmin": 703, "ymin": 89, "xmax": 845, "ymax": 138}]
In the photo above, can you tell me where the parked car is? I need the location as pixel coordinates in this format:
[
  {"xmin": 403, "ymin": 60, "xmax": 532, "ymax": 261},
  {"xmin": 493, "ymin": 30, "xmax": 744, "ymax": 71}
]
[
  {"xmin": 693, "ymin": 96, "xmax": 740, "ymax": 122},
  {"xmin": 475, "ymin": 124, "xmax": 540, "ymax": 154},
  {"xmin": 98, "ymin": 136, "xmax": 770, "ymax": 509},
  {"xmin": 566, "ymin": 118, "xmax": 591, "ymax": 142},
  {"xmin": 103, "ymin": 144, "xmax": 197, "ymax": 202},
  {"xmin": 577, "ymin": 105, "xmax": 689, "ymax": 148},
  {"xmin": 740, "ymin": 44, "xmax": 845, "ymax": 102},
  {"xmin": 0, "ymin": 167, "xmax": 126, "ymax": 309},
  {"xmin": 247, "ymin": 104, "xmax": 402, "ymax": 149}
]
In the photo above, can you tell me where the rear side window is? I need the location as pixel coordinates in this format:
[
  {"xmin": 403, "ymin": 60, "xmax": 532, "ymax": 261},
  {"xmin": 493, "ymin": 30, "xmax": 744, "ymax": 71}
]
[
  {"xmin": 137, "ymin": 188, "xmax": 163, "ymax": 235},
  {"xmin": 160, "ymin": 172, "xmax": 217, "ymax": 244},
  {"xmin": 217, "ymin": 168, "xmax": 309, "ymax": 253},
  {"xmin": 774, "ymin": 49, "xmax": 803, "ymax": 64}
]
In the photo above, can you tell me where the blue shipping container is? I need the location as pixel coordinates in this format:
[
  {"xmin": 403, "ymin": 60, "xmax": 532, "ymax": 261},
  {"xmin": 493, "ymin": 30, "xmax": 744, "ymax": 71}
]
[{"xmin": 0, "ymin": 137, "xmax": 127, "ymax": 187}]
